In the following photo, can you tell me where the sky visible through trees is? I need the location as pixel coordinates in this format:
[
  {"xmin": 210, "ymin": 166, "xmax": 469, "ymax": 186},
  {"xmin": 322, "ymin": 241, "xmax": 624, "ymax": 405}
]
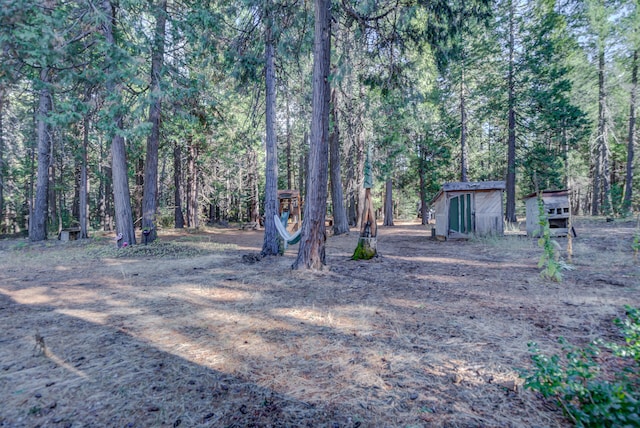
[{"xmin": 0, "ymin": 0, "xmax": 637, "ymax": 259}]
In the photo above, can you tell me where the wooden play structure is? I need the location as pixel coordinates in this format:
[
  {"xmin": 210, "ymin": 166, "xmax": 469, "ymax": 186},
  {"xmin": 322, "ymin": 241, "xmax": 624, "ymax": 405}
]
[
  {"xmin": 277, "ymin": 189, "xmax": 302, "ymax": 232},
  {"xmin": 524, "ymin": 190, "xmax": 572, "ymax": 237},
  {"xmin": 431, "ymin": 181, "xmax": 506, "ymax": 240}
]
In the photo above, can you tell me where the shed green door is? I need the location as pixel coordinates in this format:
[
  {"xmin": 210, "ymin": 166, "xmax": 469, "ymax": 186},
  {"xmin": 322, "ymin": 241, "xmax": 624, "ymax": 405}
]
[{"xmin": 449, "ymin": 193, "xmax": 472, "ymax": 235}]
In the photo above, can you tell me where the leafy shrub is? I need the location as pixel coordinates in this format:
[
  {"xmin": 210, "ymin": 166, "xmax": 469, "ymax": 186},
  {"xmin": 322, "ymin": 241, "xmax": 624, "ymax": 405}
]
[
  {"xmin": 536, "ymin": 197, "xmax": 562, "ymax": 282},
  {"xmin": 523, "ymin": 306, "xmax": 640, "ymax": 427}
]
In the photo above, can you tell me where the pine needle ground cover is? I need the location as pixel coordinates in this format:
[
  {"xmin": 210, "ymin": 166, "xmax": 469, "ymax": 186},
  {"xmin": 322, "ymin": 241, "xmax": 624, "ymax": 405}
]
[{"xmin": 0, "ymin": 219, "xmax": 638, "ymax": 427}]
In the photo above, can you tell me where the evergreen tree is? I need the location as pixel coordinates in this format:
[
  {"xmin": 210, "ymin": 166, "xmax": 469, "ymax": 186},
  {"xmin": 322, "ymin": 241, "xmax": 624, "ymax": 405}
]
[
  {"xmin": 142, "ymin": 0, "xmax": 167, "ymax": 243},
  {"xmin": 521, "ymin": 0, "xmax": 587, "ymax": 196}
]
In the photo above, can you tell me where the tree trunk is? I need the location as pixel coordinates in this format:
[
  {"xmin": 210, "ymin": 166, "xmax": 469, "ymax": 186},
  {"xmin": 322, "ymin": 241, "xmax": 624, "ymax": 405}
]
[
  {"xmin": 27, "ymin": 108, "xmax": 36, "ymax": 235},
  {"xmin": 261, "ymin": 1, "xmax": 280, "ymax": 256},
  {"xmin": 55, "ymin": 156, "xmax": 63, "ymax": 233},
  {"xmin": 173, "ymin": 142, "xmax": 185, "ymax": 228},
  {"xmin": 591, "ymin": 147, "xmax": 600, "ymax": 215},
  {"xmin": 72, "ymin": 160, "xmax": 80, "ymax": 221},
  {"xmin": 131, "ymin": 157, "xmax": 141, "ymax": 225},
  {"xmin": 460, "ymin": 67, "xmax": 468, "ymax": 183},
  {"xmin": 247, "ymin": 148, "xmax": 260, "ymax": 223},
  {"xmin": 593, "ymin": 44, "xmax": 613, "ymax": 215},
  {"xmin": 505, "ymin": 0, "xmax": 517, "ymax": 224},
  {"xmin": 383, "ymin": 178, "xmax": 394, "ymax": 226},
  {"xmin": 418, "ymin": 142, "xmax": 429, "ymax": 225},
  {"xmin": 345, "ymin": 137, "xmax": 357, "ymax": 227},
  {"xmin": 142, "ymin": 0, "xmax": 167, "ymax": 242},
  {"xmin": 48, "ymin": 158, "xmax": 58, "ymax": 233},
  {"xmin": 352, "ymin": 188, "xmax": 377, "ymax": 260},
  {"xmin": 293, "ymin": 0, "xmax": 331, "ymax": 270},
  {"xmin": 80, "ymin": 112, "xmax": 89, "ymax": 238},
  {"xmin": 186, "ymin": 139, "xmax": 198, "ymax": 228},
  {"xmin": 0, "ymin": 86, "xmax": 5, "ymax": 231},
  {"xmin": 329, "ymin": 88, "xmax": 349, "ymax": 235},
  {"xmin": 99, "ymin": 136, "xmax": 114, "ymax": 231},
  {"xmin": 624, "ymin": 49, "xmax": 637, "ymax": 214},
  {"xmin": 298, "ymin": 150, "xmax": 305, "ymax": 199},
  {"xmin": 355, "ymin": 133, "xmax": 365, "ymax": 228},
  {"xmin": 30, "ymin": 70, "xmax": 52, "ymax": 241},
  {"xmin": 103, "ymin": 0, "xmax": 136, "ymax": 246},
  {"xmin": 592, "ymin": 45, "xmax": 605, "ymax": 215},
  {"xmin": 286, "ymin": 93, "xmax": 292, "ymax": 190},
  {"xmin": 111, "ymin": 121, "xmax": 136, "ymax": 246}
]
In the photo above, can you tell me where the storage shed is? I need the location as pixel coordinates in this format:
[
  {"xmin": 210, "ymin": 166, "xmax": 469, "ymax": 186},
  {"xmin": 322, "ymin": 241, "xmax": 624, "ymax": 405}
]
[
  {"xmin": 431, "ymin": 181, "xmax": 506, "ymax": 240},
  {"xmin": 524, "ymin": 190, "xmax": 570, "ymax": 237}
]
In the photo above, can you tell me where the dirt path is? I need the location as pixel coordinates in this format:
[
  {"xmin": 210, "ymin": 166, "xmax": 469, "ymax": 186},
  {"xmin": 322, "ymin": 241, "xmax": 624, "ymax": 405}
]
[{"xmin": 0, "ymin": 218, "xmax": 638, "ymax": 427}]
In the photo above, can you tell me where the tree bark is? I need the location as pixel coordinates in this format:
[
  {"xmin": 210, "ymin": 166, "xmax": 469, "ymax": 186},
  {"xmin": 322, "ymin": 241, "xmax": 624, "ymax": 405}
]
[
  {"xmin": 103, "ymin": 0, "xmax": 136, "ymax": 246},
  {"xmin": 48, "ymin": 156, "xmax": 58, "ymax": 233},
  {"xmin": 248, "ymin": 149, "xmax": 260, "ymax": 223},
  {"xmin": 418, "ymin": 142, "xmax": 429, "ymax": 225},
  {"xmin": 0, "ymin": 86, "xmax": 5, "ymax": 232},
  {"xmin": 286, "ymin": 93, "xmax": 292, "ymax": 190},
  {"xmin": 30, "ymin": 69, "xmax": 52, "ymax": 241},
  {"xmin": 624, "ymin": 49, "xmax": 637, "ymax": 214},
  {"xmin": 352, "ymin": 188, "xmax": 377, "ymax": 260},
  {"xmin": 142, "ymin": 0, "xmax": 167, "ymax": 242},
  {"xmin": 460, "ymin": 66, "xmax": 468, "ymax": 183},
  {"xmin": 293, "ymin": 0, "xmax": 331, "ymax": 270},
  {"xmin": 134, "ymin": 157, "xmax": 143, "ymax": 225},
  {"xmin": 329, "ymin": 88, "xmax": 349, "ymax": 235},
  {"xmin": 383, "ymin": 178, "xmax": 394, "ymax": 226},
  {"xmin": 99, "ymin": 136, "xmax": 114, "ymax": 231},
  {"xmin": 261, "ymin": 0, "xmax": 280, "ymax": 255},
  {"xmin": 186, "ymin": 139, "xmax": 198, "ymax": 228},
  {"xmin": 173, "ymin": 142, "xmax": 185, "ymax": 228},
  {"xmin": 72, "ymin": 159, "xmax": 80, "ymax": 221},
  {"xmin": 355, "ymin": 133, "xmax": 365, "ymax": 228},
  {"xmin": 593, "ymin": 43, "xmax": 612, "ymax": 215},
  {"xmin": 505, "ymin": 0, "xmax": 517, "ymax": 224},
  {"xmin": 80, "ymin": 112, "xmax": 89, "ymax": 238},
  {"xmin": 298, "ymin": 150, "xmax": 305, "ymax": 199}
]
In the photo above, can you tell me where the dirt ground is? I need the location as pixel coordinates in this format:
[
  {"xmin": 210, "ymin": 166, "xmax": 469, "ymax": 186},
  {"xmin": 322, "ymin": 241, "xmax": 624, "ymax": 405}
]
[{"xmin": 0, "ymin": 217, "xmax": 638, "ymax": 427}]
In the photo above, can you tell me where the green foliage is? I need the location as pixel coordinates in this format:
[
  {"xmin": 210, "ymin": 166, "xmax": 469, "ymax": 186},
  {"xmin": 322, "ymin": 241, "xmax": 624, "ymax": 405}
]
[
  {"xmin": 536, "ymin": 197, "xmax": 563, "ymax": 282},
  {"xmin": 523, "ymin": 307, "xmax": 640, "ymax": 427},
  {"xmin": 608, "ymin": 306, "xmax": 640, "ymax": 363}
]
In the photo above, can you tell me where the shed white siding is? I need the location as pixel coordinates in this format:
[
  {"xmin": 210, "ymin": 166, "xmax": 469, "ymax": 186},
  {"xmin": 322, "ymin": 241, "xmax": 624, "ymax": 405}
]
[
  {"xmin": 475, "ymin": 190, "xmax": 504, "ymax": 236},
  {"xmin": 525, "ymin": 192, "xmax": 570, "ymax": 237},
  {"xmin": 434, "ymin": 192, "xmax": 448, "ymax": 238},
  {"xmin": 431, "ymin": 181, "xmax": 505, "ymax": 240}
]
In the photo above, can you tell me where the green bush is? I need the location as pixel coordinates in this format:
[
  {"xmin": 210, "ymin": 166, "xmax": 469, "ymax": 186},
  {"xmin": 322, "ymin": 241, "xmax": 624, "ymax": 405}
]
[
  {"xmin": 536, "ymin": 197, "xmax": 563, "ymax": 282},
  {"xmin": 523, "ymin": 306, "xmax": 640, "ymax": 427}
]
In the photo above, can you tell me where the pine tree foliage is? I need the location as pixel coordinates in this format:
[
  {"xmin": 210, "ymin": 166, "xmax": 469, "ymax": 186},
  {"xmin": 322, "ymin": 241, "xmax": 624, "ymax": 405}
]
[{"xmin": 0, "ymin": 0, "xmax": 639, "ymax": 242}]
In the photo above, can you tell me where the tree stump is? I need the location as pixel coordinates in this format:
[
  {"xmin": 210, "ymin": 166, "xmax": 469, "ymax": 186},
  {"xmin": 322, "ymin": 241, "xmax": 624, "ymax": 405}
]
[
  {"xmin": 352, "ymin": 188, "xmax": 377, "ymax": 260},
  {"xmin": 353, "ymin": 236, "xmax": 377, "ymax": 260}
]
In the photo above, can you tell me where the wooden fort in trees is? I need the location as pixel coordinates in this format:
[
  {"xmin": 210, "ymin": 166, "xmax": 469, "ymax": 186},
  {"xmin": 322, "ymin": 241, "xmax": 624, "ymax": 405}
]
[
  {"xmin": 524, "ymin": 190, "xmax": 571, "ymax": 237},
  {"xmin": 278, "ymin": 189, "xmax": 303, "ymax": 232},
  {"xmin": 432, "ymin": 181, "xmax": 506, "ymax": 240}
]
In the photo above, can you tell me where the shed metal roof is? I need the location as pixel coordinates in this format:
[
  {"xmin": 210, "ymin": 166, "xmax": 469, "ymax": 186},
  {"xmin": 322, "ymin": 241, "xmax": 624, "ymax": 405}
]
[
  {"xmin": 430, "ymin": 181, "xmax": 506, "ymax": 205},
  {"xmin": 441, "ymin": 181, "xmax": 506, "ymax": 192},
  {"xmin": 523, "ymin": 189, "xmax": 569, "ymax": 200}
]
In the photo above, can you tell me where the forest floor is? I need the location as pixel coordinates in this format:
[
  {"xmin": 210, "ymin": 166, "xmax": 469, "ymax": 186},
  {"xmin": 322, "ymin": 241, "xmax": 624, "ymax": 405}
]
[{"xmin": 0, "ymin": 217, "xmax": 638, "ymax": 427}]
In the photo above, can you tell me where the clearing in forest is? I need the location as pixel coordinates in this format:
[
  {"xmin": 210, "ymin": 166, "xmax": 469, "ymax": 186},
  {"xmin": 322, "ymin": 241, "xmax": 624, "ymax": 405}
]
[{"xmin": 0, "ymin": 217, "xmax": 638, "ymax": 427}]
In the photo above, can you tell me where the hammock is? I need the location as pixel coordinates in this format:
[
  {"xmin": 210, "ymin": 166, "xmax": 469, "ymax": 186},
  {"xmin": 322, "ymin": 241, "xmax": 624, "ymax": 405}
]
[{"xmin": 273, "ymin": 214, "xmax": 302, "ymax": 249}]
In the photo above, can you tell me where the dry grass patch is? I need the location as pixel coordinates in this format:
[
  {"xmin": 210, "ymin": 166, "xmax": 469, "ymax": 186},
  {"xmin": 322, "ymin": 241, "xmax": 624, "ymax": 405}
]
[{"xmin": 0, "ymin": 219, "xmax": 638, "ymax": 427}]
